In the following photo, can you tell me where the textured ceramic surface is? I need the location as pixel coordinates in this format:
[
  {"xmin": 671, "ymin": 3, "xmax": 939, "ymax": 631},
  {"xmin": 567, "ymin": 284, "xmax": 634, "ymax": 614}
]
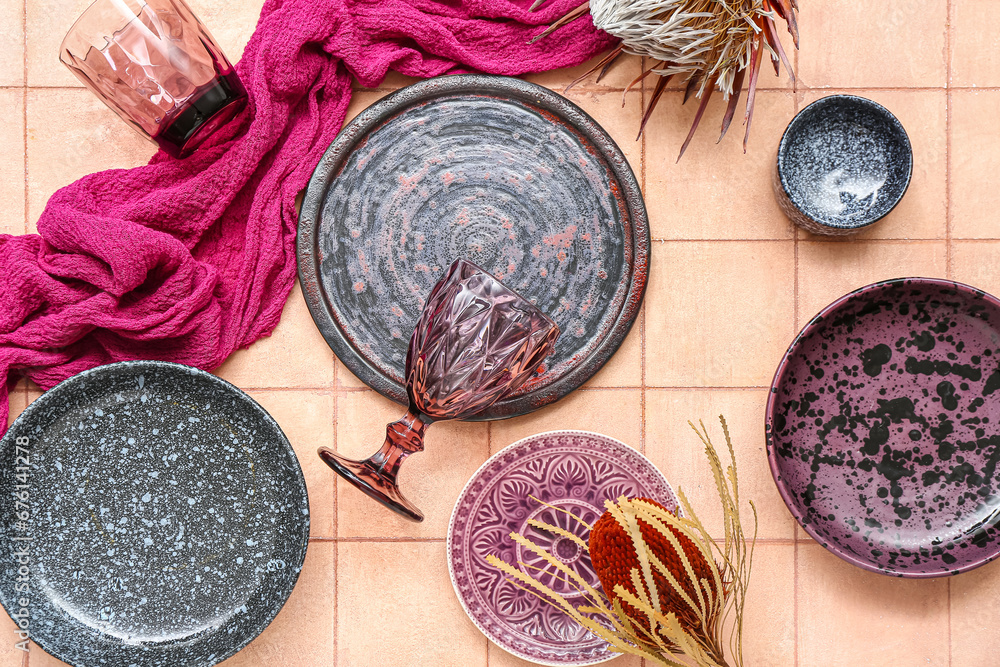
[
  {"xmin": 767, "ymin": 278, "xmax": 1000, "ymax": 577},
  {"xmin": 447, "ymin": 431, "xmax": 677, "ymax": 665},
  {"xmin": 774, "ymin": 95, "xmax": 912, "ymax": 235},
  {"xmin": 0, "ymin": 361, "xmax": 310, "ymax": 666},
  {"xmin": 297, "ymin": 74, "xmax": 649, "ymax": 420}
]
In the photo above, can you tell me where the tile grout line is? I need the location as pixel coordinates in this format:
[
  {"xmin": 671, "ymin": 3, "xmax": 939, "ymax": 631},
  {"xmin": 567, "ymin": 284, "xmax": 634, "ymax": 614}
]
[
  {"xmin": 946, "ymin": 8, "xmax": 954, "ymax": 665},
  {"xmin": 20, "ymin": 0, "xmax": 28, "ymax": 660},
  {"xmin": 21, "ymin": 0, "xmax": 27, "ymax": 237},
  {"xmin": 640, "ymin": 55, "xmax": 647, "ymax": 460},
  {"xmin": 331, "ymin": 375, "xmax": 339, "ymax": 667},
  {"xmin": 945, "ymin": 0, "xmax": 954, "ymax": 282},
  {"xmin": 791, "ymin": 34, "xmax": 800, "ymax": 666}
]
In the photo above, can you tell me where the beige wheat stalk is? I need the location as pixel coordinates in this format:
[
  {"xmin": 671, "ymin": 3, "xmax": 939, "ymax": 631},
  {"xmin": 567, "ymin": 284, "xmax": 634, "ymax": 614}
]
[{"xmin": 487, "ymin": 416, "xmax": 758, "ymax": 667}]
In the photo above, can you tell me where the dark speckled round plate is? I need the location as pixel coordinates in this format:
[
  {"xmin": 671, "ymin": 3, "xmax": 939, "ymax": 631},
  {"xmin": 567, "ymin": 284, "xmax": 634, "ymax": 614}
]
[
  {"xmin": 767, "ymin": 278, "xmax": 1000, "ymax": 577},
  {"xmin": 297, "ymin": 74, "xmax": 649, "ymax": 420},
  {"xmin": 0, "ymin": 361, "xmax": 310, "ymax": 666}
]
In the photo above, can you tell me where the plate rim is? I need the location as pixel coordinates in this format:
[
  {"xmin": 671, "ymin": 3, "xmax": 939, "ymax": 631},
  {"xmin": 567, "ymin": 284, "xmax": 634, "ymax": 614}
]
[
  {"xmin": 0, "ymin": 360, "xmax": 311, "ymax": 665},
  {"xmin": 765, "ymin": 276, "xmax": 1000, "ymax": 578},
  {"xmin": 296, "ymin": 73, "xmax": 650, "ymax": 421},
  {"xmin": 446, "ymin": 429, "xmax": 675, "ymax": 665}
]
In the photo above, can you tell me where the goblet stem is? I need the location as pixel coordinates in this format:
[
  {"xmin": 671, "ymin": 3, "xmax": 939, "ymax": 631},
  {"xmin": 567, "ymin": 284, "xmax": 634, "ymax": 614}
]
[{"xmin": 318, "ymin": 408, "xmax": 431, "ymax": 522}]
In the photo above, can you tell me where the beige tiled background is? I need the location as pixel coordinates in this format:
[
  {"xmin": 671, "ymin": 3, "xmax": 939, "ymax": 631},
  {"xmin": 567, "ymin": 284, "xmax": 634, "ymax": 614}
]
[{"xmin": 3, "ymin": 1, "xmax": 1000, "ymax": 665}]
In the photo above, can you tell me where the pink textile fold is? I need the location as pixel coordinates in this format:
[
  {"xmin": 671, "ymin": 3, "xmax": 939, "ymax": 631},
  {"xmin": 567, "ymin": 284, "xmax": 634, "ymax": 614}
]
[{"xmin": 0, "ymin": 0, "xmax": 615, "ymax": 431}]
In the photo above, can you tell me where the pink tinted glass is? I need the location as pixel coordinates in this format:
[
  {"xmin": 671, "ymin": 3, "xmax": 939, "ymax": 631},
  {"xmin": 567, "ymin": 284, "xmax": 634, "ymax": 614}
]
[
  {"xmin": 318, "ymin": 259, "xmax": 560, "ymax": 522},
  {"xmin": 60, "ymin": 0, "xmax": 246, "ymax": 158}
]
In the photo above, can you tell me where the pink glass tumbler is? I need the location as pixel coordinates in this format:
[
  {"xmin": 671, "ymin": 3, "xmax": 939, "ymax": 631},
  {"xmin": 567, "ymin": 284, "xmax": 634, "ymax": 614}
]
[
  {"xmin": 319, "ymin": 259, "xmax": 560, "ymax": 522},
  {"xmin": 60, "ymin": 0, "xmax": 247, "ymax": 158}
]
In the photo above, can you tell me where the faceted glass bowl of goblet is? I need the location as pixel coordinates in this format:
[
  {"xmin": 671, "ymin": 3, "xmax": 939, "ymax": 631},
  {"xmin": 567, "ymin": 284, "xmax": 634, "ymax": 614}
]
[{"xmin": 318, "ymin": 258, "xmax": 560, "ymax": 522}]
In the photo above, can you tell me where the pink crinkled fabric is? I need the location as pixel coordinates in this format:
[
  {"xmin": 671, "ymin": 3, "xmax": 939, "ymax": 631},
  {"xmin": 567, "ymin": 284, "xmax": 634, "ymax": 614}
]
[{"xmin": 0, "ymin": 0, "xmax": 615, "ymax": 431}]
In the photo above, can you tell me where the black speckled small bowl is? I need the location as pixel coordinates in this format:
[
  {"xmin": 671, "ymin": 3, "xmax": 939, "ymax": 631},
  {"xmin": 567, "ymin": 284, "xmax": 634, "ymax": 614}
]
[{"xmin": 774, "ymin": 95, "xmax": 912, "ymax": 235}]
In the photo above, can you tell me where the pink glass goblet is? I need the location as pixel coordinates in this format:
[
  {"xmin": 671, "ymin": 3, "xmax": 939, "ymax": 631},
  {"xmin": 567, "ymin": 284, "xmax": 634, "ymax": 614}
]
[
  {"xmin": 60, "ymin": 0, "xmax": 247, "ymax": 158},
  {"xmin": 319, "ymin": 259, "xmax": 560, "ymax": 522}
]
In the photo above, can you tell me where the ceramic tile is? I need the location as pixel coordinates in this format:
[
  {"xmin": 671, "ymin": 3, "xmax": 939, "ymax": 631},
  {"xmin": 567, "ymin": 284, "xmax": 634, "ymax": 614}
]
[
  {"xmin": 797, "ymin": 0, "xmax": 948, "ymax": 89},
  {"xmin": 524, "ymin": 52, "xmax": 641, "ymax": 93},
  {"xmin": 0, "ymin": 0, "xmax": 21, "ymax": 87},
  {"xmin": 5, "ymin": 381, "xmax": 26, "ymax": 428},
  {"xmin": 26, "ymin": 0, "xmax": 264, "ymax": 88},
  {"xmin": 581, "ymin": 312, "xmax": 642, "ymax": 388},
  {"xmin": 724, "ymin": 544, "xmax": 796, "ymax": 666},
  {"xmin": 795, "ymin": 89, "xmax": 947, "ymax": 240},
  {"xmin": 362, "ymin": 70, "xmax": 422, "ymax": 91},
  {"xmin": 951, "ymin": 90, "xmax": 1000, "ymax": 239},
  {"xmin": 797, "ymin": 542, "xmax": 950, "ymax": 667},
  {"xmin": 951, "ymin": 558, "xmax": 1000, "ymax": 666},
  {"xmin": 218, "ymin": 541, "xmax": 335, "ymax": 667},
  {"xmin": 951, "ymin": 0, "xmax": 1000, "ymax": 88},
  {"xmin": 644, "ymin": 91, "xmax": 796, "ymax": 240},
  {"xmin": 26, "ymin": 0, "xmax": 94, "ymax": 88},
  {"xmin": 953, "ymin": 241, "xmax": 1000, "ymax": 294},
  {"xmin": 645, "ymin": 389, "xmax": 795, "ymax": 540},
  {"xmin": 557, "ymin": 89, "xmax": 642, "ymax": 180},
  {"xmin": 797, "ymin": 241, "xmax": 948, "ymax": 323},
  {"xmin": 335, "ymin": 390, "xmax": 488, "ymax": 538},
  {"xmin": 0, "ymin": 614, "xmax": 26, "ymax": 666},
  {"xmin": 334, "ymin": 359, "xmax": 371, "ymax": 390},
  {"xmin": 0, "ymin": 90, "xmax": 24, "ymax": 236},
  {"xmin": 215, "ymin": 281, "xmax": 335, "ymax": 388},
  {"xmin": 644, "ymin": 241, "xmax": 795, "ymax": 387},
  {"xmin": 337, "ymin": 541, "xmax": 487, "ymax": 667},
  {"xmin": 343, "ymin": 90, "xmax": 391, "ymax": 127},
  {"xmin": 247, "ymin": 390, "xmax": 336, "ymax": 538},
  {"xmin": 490, "ymin": 388, "xmax": 642, "ymax": 455},
  {"xmin": 25, "ymin": 88, "xmax": 154, "ymax": 229},
  {"xmin": 184, "ymin": 0, "xmax": 267, "ymax": 66}
]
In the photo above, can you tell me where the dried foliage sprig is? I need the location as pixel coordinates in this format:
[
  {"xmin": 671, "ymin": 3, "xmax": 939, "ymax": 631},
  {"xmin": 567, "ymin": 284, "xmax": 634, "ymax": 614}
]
[
  {"xmin": 531, "ymin": 0, "xmax": 799, "ymax": 160},
  {"xmin": 486, "ymin": 416, "xmax": 757, "ymax": 667}
]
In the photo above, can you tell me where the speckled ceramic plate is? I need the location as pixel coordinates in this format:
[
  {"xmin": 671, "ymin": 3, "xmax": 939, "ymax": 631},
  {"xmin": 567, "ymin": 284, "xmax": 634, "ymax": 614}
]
[
  {"xmin": 767, "ymin": 278, "xmax": 1000, "ymax": 577},
  {"xmin": 447, "ymin": 431, "xmax": 676, "ymax": 665},
  {"xmin": 298, "ymin": 74, "xmax": 649, "ymax": 420},
  {"xmin": 0, "ymin": 361, "xmax": 310, "ymax": 666}
]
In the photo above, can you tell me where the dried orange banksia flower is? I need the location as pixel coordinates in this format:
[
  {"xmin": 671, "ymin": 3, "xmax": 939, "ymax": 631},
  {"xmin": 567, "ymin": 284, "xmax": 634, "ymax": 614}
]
[
  {"xmin": 531, "ymin": 0, "xmax": 799, "ymax": 160},
  {"xmin": 487, "ymin": 417, "xmax": 757, "ymax": 667}
]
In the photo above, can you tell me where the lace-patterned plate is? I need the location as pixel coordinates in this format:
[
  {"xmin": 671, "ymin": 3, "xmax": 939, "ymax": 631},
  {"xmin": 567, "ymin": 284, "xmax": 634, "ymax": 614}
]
[{"xmin": 447, "ymin": 431, "xmax": 676, "ymax": 665}]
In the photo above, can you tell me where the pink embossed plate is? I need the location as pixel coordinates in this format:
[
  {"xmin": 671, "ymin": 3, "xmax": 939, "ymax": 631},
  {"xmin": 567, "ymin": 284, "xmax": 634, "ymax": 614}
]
[{"xmin": 447, "ymin": 431, "xmax": 677, "ymax": 665}]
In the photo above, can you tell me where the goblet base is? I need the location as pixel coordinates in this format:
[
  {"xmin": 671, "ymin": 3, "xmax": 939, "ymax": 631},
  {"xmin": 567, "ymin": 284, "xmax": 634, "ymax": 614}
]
[{"xmin": 318, "ymin": 447, "xmax": 424, "ymax": 522}]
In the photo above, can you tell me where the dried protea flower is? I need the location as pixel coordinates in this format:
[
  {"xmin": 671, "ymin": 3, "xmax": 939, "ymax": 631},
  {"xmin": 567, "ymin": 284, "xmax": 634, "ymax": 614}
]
[
  {"xmin": 589, "ymin": 497, "xmax": 722, "ymax": 645},
  {"xmin": 531, "ymin": 0, "xmax": 799, "ymax": 160},
  {"xmin": 488, "ymin": 417, "xmax": 758, "ymax": 667}
]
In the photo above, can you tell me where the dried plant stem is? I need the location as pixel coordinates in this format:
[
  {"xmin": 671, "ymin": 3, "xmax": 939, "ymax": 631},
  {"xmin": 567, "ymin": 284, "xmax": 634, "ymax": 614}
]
[{"xmin": 487, "ymin": 416, "xmax": 757, "ymax": 667}]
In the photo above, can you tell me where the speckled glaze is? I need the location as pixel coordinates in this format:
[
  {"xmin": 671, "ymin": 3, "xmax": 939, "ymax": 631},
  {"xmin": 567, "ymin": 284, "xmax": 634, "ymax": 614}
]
[
  {"xmin": 447, "ymin": 431, "xmax": 677, "ymax": 665},
  {"xmin": 774, "ymin": 95, "xmax": 912, "ymax": 235},
  {"xmin": 767, "ymin": 279, "xmax": 1000, "ymax": 577},
  {"xmin": 0, "ymin": 361, "xmax": 310, "ymax": 666},
  {"xmin": 298, "ymin": 74, "xmax": 649, "ymax": 420}
]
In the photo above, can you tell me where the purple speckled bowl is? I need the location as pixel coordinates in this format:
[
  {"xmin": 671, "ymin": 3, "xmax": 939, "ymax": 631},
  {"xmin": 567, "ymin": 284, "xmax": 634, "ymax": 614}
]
[
  {"xmin": 767, "ymin": 278, "xmax": 1000, "ymax": 577},
  {"xmin": 447, "ymin": 431, "xmax": 676, "ymax": 665}
]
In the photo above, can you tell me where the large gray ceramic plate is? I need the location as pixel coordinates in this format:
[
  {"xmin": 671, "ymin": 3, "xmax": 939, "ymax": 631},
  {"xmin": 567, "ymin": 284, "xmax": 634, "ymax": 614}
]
[
  {"xmin": 298, "ymin": 74, "xmax": 649, "ymax": 420},
  {"xmin": 0, "ymin": 361, "xmax": 310, "ymax": 666}
]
